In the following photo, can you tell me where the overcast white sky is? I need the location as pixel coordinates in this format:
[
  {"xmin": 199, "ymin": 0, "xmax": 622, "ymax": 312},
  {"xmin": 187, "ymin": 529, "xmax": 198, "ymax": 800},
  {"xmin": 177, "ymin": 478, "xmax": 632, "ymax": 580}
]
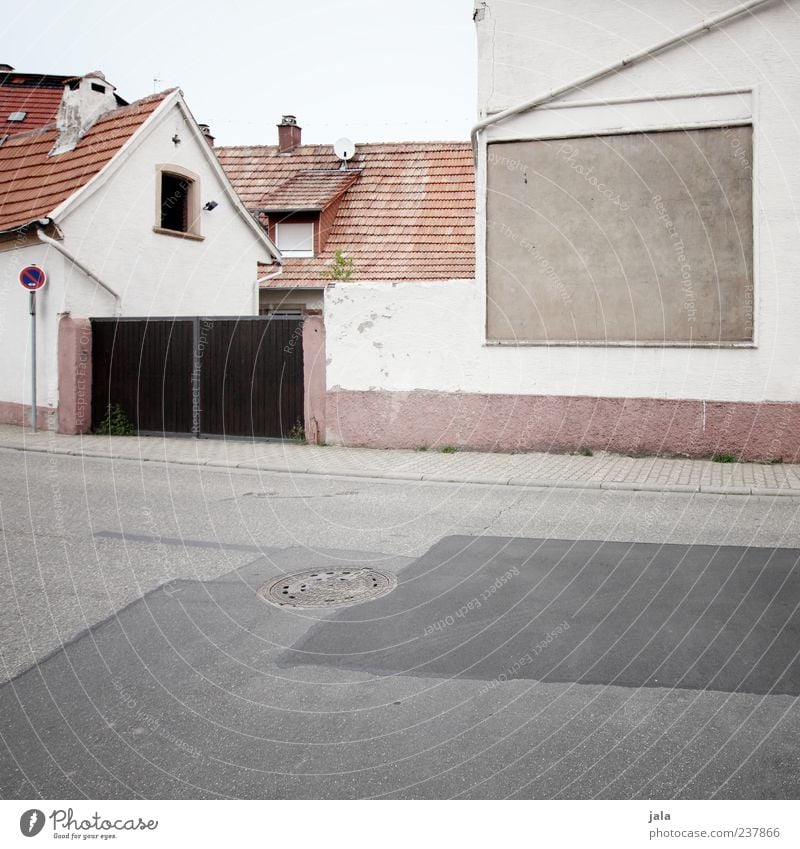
[{"xmin": 2, "ymin": 0, "xmax": 477, "ymax": 147}]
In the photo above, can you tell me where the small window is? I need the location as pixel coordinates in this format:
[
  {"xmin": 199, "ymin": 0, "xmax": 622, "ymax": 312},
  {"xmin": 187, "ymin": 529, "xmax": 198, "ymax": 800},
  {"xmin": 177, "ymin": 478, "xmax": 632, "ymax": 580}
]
[
  {"xmin": 276, "ymin": 221, "xmax": 314, "ymax": 257},
  {"xmin": 7, "ymin": 111, "xmax": 26, "ymax": 122},
  {"xmin": 160, "ymin": 172, "xmax": 193, "ymax": 233}
]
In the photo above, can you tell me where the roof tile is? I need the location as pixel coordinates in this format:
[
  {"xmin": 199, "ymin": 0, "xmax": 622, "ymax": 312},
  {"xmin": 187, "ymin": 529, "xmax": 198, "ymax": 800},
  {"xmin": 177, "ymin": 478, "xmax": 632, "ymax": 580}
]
[
  {"xmin": 0, "ymin": 90, "xmax": 171, "ymax": 231},
  {"xmin": 217, "ymin": 141, "xmax": 475, "ymax": 282}
]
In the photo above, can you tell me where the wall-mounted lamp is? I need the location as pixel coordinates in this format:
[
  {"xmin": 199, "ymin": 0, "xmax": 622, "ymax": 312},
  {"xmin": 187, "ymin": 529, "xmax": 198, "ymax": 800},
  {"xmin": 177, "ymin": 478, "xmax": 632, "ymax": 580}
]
[
  {"xmin": 171, "ymin": 133, "xmax": 181, "ymax": 146},
  {"xmin": 203, "ymin": 201, "xmax": 218, "ymax": 211}
]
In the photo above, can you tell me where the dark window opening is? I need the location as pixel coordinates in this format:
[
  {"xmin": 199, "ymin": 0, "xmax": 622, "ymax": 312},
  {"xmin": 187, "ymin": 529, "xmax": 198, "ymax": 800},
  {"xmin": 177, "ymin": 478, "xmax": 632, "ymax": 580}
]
[
  {"xmin": 160, "ymin": 173, "xmax": 191, "ymax": 232},
  {"xmin": 91, "ymin": 82, "xmax": 106, "ymax": 93}
]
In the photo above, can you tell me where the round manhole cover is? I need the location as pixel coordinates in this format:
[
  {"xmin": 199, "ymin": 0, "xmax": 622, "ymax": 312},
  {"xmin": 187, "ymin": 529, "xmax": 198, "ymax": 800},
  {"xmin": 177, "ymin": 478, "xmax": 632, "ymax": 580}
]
[{"xmin": 258, "ymin": 568, "xmax": 397, "ymax": 610}]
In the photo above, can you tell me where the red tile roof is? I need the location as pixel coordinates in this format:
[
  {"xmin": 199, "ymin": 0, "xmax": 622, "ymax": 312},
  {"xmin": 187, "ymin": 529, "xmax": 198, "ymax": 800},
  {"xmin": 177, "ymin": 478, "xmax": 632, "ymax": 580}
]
[
  {"xmin": 216, "ymin": 141, "xmax": 475, "ymax": 283},
  {"xmin": 0, "ymin": 90, "xmax": 171, "ymax": 232},
  {"xmin": 260, "ymin": 169, "xmax": 360, "ymax": 211}
]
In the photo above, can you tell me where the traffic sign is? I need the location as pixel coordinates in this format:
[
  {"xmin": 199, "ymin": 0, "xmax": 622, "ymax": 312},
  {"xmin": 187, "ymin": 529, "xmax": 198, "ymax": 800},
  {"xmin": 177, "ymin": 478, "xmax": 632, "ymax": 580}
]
[{"xmin": 19, "ymin": 265, "xmax": 47, "ymax": 291}]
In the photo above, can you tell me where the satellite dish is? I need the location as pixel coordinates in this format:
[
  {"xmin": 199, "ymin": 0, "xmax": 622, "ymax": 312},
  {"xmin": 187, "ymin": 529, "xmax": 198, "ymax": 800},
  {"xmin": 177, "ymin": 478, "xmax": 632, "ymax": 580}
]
[{"xmin": 334, "ymin": 137, "xmax": 356, "ymax": 169}]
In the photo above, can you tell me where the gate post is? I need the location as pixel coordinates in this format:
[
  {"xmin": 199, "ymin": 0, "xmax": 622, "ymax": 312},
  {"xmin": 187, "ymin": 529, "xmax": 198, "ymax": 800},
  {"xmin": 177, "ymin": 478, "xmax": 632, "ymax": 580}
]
[
  {"xmin": 192, "ymin": 316, "xmax": 201, "ymax": 437},
  {"xmin": 302, "ymin": 315, "xmax": 326, "ymax": 445},
  {"xmin": 57, "ymin": 315, "xmax": 92, "ymax": 434}
]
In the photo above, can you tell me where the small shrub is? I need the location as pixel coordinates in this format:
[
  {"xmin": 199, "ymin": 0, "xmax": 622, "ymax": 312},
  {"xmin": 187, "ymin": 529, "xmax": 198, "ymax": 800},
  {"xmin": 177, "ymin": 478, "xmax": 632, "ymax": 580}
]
[
  {"xmin": 440, "ymin": 445, "xmax": 457, "ymax": 454},
  {"xmin": 711, "ymin": 452, "xmax": 737, "ymax": 463},
  {"xmin": 96, "ymin": 403, "xmax": 135, "ymax": 436},
  {"xmin": 287, "ymin": 420, "xmax": 306, "ymax": 443},
  {"xmin": 578, "ymin": 447, "xmax": 593, "ymax": 457}
]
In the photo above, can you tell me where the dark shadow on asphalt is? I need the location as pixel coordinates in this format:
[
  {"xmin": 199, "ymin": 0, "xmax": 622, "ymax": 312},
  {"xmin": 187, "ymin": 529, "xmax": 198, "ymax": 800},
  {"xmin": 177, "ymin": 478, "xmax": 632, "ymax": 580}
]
[{"xmin": 279, "ymin": 536, "xmax": 800, "ymax": 696}]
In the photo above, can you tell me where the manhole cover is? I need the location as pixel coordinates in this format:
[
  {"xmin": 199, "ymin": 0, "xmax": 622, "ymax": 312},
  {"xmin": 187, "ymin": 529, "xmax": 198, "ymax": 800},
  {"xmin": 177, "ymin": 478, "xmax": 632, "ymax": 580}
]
[{"xmin": 258, "ymin": 568, "xmax": 397, "ymax": 609}]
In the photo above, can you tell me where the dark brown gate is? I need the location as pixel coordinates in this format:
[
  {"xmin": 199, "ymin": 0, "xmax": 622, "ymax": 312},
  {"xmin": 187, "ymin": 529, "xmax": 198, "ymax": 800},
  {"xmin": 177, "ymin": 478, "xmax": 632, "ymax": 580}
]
[
  {"xmin": 199, "ymin": 319, "xmax": 304, "ymax": 438},
  {"xmin": 91, "ymin": 316, "xmax": 304, "ymax": 439}
]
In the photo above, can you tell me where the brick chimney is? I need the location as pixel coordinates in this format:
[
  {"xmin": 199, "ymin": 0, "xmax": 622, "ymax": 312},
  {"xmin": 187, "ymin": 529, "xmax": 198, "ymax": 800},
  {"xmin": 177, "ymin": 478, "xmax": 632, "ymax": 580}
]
[
  {"xmin": 50, "ymin": 71, "xmax": 117, "ymax": 156},
  {"xmin": 277, "ymin": 114, "xmax": 301, "ymax": 153},
  {"xmin": 198, "ymin": 123, "xmax": 215, "ymax": 148}
]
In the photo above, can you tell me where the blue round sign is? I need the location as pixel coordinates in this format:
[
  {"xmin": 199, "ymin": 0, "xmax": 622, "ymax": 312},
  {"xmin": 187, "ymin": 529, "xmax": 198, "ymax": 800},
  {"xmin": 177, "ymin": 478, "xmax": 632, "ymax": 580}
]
[{"xmin": 19, "ymin": 265, "xmax": 47, "ymax": 291}]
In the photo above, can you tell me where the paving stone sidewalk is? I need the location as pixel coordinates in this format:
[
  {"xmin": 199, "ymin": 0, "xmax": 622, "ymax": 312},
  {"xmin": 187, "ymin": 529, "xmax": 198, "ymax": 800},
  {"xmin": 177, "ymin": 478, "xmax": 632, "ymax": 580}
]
[{"xmin": 1, "ymin": 424, "xmax": 799, "ymax": 496}]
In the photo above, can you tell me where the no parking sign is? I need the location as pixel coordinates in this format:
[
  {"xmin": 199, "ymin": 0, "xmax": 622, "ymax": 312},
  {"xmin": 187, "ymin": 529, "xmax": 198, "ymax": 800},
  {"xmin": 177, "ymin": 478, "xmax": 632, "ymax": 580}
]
[
  {"xmin": 19, "ymin": 264, "xmax": 47, "ymax": 432},
  {"xmin": 19, "ymin": 264, "xmax": 47, "ymax": 291}
]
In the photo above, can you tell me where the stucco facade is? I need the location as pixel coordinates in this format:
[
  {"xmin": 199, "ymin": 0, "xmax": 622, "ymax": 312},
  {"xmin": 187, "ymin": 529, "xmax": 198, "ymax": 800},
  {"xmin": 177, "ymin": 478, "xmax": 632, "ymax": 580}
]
[{"xmin": 324, "ymin": 0, "xmax": 800, "ymax": 459}]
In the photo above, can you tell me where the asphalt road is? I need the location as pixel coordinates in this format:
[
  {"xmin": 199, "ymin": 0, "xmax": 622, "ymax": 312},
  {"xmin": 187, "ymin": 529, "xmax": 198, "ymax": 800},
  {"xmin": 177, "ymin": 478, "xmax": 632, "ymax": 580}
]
[{"xmin": 1, "ymin": 448, "xmax": 799, "ymax": 798}]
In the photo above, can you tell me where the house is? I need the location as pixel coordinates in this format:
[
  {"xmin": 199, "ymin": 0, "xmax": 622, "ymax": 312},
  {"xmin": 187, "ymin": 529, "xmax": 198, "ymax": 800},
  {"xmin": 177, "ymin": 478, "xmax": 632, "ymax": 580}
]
[
  {"xmin": 0, "ymin": 64, "xmax": 128, "ymax": 136},
  {"xmin": 0, "ymin": 70, "xmax": 280, "ymax": 433},
  {"xmin": 257, "ymin": 0, "xmax": 800, "ymax": 459},
  {"xmin": 216, "ymin": 119, "xmax": 474, "ymax": 444},
  {"xmin": 465, "ymin": 0, "xmax": 800, "ymax": 460}
]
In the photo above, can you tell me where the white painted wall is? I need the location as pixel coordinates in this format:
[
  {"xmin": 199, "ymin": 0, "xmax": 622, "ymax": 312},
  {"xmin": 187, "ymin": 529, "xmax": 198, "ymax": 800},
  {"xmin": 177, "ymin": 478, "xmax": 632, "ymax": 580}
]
[
  {"xmin": 327, "ymin": 0, "xmax": 800, "ymax": 405},
  {"xmin": 0, "ymin": 245, "xmax": 65, "ymax": 413}
]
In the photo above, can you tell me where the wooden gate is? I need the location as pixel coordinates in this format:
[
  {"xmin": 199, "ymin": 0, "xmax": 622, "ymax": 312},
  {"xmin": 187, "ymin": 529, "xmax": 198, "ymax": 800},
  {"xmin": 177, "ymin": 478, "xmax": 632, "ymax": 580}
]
[{"xmin": 91, "ymin": 316, "xmax": 304, "ymax": 439}]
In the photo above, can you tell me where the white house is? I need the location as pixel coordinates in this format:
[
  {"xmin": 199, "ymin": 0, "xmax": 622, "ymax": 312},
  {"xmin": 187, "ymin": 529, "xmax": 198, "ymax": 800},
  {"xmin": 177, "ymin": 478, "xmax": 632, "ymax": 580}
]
[
  {"xmin": 0, "ymin": 70, "xmax": 280, "ymax": 433},
  {"xmin": 318, "ymin": 0, "xmax": 800, "ymax": 460}
]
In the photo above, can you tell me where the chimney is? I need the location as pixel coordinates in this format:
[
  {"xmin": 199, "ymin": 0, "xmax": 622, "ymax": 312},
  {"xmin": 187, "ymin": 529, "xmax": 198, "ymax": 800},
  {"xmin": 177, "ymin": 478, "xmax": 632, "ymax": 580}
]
[
  {"xmin": 198, "ymin": 123, "xmax": 215, "ymax": 148},
  {"xmin": 277, "ymin": 114, "xmax": 301, "ymax": 153},
  {"xmin": 50, "ymin": 71, "xmax": 117, "ymax": 156}
]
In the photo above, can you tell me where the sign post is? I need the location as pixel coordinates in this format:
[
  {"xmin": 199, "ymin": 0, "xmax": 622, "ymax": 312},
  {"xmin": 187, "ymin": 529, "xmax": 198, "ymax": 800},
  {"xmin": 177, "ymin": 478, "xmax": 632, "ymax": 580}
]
[{"xmin": 19, "ymin": 265, "xmax": 47, "ymax": 432}]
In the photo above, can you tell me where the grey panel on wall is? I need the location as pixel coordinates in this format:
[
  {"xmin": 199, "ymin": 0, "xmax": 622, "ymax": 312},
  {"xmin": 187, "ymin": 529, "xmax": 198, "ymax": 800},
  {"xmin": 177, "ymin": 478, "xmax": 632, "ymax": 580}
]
[{"xmin": 486, "ymin": 127, "xmax": 754, "ymax": 343}]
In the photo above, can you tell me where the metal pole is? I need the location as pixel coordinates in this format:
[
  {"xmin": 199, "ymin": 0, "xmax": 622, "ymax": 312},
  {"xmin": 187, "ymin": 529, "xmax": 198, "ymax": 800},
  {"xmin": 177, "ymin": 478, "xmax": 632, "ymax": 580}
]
[{"xmin": 29, "ymin": 290, "xmax": 37, "ymax": 432}]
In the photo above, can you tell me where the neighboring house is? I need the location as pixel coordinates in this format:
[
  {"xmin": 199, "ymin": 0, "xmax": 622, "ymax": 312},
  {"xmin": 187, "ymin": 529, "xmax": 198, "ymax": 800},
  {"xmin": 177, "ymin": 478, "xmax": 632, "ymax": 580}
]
[
  {"xmin": 267, "ymin": 0, "xmax": 800, "ymax": 458},
  {"xmin": 0, "ymin": 70, "xmax": 280, "ymax": 433},
  {"xmin": 216, "ymin": 118, "xmax": 474, "ymax": 444},
  {"xmin": 464, "ymin": 0, "xmax": 800, "ymax": 459},
  {"xmin": 0, "ymin": 64, "xmax": 128, "ymax": 136}
]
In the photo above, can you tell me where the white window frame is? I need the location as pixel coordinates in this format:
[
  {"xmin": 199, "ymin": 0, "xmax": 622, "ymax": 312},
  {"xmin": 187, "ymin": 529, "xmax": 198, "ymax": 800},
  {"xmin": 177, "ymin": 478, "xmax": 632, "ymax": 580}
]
[{"xmin": 275, "ymin": 221, "xmax": 314, "ymax": 257}]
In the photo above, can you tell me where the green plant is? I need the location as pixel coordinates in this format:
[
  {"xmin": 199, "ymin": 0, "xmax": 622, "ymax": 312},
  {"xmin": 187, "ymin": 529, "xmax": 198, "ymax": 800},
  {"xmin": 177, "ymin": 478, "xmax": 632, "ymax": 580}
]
[
  {"xmin": 711, "ymin": 452, "xmax": 737, "ymax": 463},
  {"xmin": 322, "ymin": 249, "xmax": 355, "ymax": 282},
  {"xmin": 96, "ymin": 403, "xmax": 135, "ymax": 436},
  {"xmin": 440, "ymin": 445, "xmax": 457, "ymax": 454},
  {"xmin": 287, "ymin": 420, "xmax": 306, "ymax": 443},
  {"xmin": 578, "ymin": 447, "xmax": 593, "ymax": 457},
  {"xmin": 415, "ymin": 445, "xmax": 428, "ymax": 452}
]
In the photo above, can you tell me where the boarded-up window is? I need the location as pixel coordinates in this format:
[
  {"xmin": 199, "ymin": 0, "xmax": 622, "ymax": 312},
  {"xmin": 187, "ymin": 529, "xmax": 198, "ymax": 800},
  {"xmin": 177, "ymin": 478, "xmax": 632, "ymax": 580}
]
[{"xmin": 486, "ymin": 127, "xmax": 753, "ymax": 344}]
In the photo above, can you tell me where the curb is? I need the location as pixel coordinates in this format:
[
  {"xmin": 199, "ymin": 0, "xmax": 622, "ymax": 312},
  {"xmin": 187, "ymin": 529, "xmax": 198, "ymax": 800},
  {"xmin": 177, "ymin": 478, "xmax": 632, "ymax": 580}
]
[{"xmin": 1, "ymin": 441, "xmax": 799, "ymax": 498}]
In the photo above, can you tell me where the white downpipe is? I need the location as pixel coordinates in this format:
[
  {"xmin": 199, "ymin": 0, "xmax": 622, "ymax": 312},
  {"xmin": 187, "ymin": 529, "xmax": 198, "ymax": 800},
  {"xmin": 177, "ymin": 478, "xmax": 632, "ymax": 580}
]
[
  {"xmin": 253, "ymin": 262, "xmax": 284, "ymax": 314},
  {"xmin": 470, "ymin": 0, "xmax": 777, "ymax": 152},
  {"xmin": 36, "ymin": 228, "xmax": 121, "ymax": 312}
]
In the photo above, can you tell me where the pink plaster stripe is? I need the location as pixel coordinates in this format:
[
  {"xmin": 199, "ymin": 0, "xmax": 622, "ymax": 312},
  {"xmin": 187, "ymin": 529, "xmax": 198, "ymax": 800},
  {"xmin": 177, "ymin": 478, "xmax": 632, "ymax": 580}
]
[{"xmin": 326, "ymin": 390, "xmax": 800, "ymax": 461}]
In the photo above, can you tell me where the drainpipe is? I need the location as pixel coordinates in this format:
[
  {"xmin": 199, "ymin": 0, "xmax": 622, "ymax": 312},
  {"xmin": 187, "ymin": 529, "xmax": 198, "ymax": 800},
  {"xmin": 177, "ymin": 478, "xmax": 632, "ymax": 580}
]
[
  {"xmin": 470, "ymin": 0, "xmax": 777, "ymax": 154},
  {"xmin": 36, "ymin": 227, "xmax": 121, "ymax": 312},
  {"xmin": 254, "ymin": 261, "xmax": 283, "ymax": 314}
]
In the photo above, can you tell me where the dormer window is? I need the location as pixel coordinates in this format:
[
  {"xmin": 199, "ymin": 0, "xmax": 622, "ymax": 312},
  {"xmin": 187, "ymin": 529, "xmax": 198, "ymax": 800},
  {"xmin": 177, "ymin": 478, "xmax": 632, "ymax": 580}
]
[
  {"xmin": 275, "ymin": 220, "xmax": 314, "ymax": 257},
  {"xmin": 154, "ymin": 165, "xmax": 203, "ymax": 240}
]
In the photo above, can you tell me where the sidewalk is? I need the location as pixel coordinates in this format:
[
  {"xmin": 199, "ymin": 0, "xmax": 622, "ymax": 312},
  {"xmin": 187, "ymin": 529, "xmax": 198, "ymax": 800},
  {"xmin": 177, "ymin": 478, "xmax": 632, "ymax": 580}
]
[{"xmin": 1, "ymin": 424, "xmax": 799, "ymax": 496}]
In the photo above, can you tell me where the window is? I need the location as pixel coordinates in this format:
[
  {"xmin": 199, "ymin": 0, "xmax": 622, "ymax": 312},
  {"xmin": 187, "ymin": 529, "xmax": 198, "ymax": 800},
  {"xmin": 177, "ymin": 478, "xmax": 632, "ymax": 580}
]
[
  {"xmin": 155, "ymin": 166, "xmax": 201, "ymax": 239},
  {"xmin": 276, "ymin": 221, "xmax": 314, "ymax": 257}
]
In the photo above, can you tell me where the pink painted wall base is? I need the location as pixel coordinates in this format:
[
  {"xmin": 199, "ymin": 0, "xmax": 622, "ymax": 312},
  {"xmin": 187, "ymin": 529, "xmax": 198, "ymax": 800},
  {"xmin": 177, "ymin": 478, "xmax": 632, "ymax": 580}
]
[
  {"xmin": 0, "ymin": 400, "xmax": 55, "ymax": 431},
  {"xmin": 326, "ymin": 390, "xmax": 800, "ymax": 461}
]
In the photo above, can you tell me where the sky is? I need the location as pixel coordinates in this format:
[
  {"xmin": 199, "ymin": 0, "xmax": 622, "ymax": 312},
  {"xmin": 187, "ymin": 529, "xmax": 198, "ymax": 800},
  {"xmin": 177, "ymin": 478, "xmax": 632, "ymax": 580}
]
[{"xmin": 2, "ymin": 0, "xmax": 477, "ymax": 147}]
